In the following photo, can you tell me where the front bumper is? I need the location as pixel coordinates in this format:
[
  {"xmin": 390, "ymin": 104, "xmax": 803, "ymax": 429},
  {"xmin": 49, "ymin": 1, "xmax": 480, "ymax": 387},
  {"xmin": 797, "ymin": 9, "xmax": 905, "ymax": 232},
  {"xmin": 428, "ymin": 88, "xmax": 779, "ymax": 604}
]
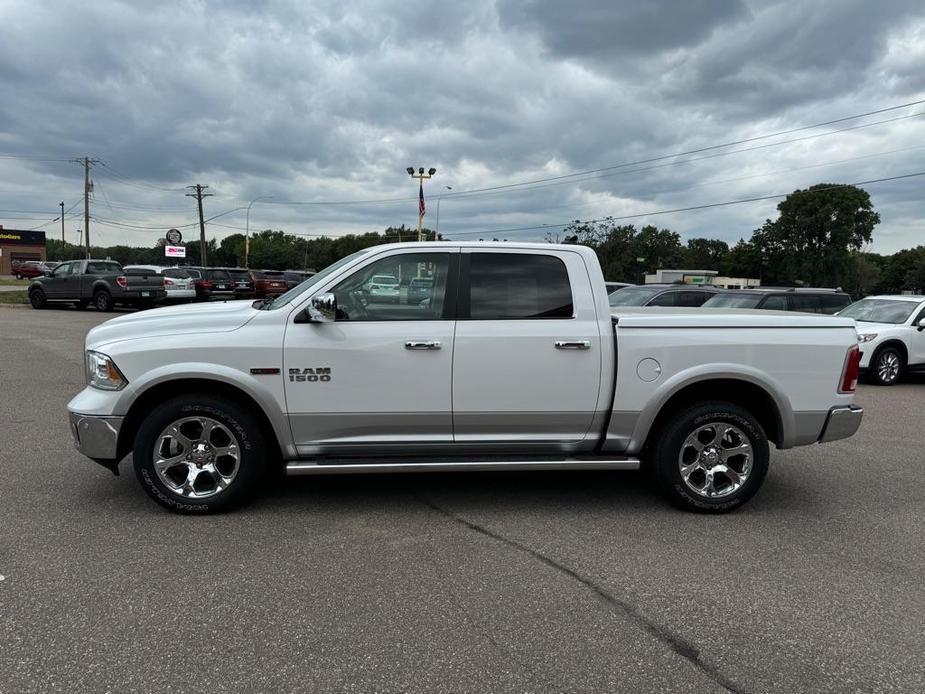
[
  {"xmin": 69, "ymin": 411, "xmax": 123, "ymax": 473},
  {"xmin": 818, "ymin": 405, "xmax": 864, "ymax": 443}
]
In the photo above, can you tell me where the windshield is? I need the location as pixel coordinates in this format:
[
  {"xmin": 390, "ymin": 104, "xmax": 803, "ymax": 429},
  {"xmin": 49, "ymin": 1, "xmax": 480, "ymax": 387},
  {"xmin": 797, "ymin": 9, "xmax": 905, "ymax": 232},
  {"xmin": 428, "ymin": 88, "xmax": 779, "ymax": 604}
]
[
  {"xmin": 838, "ymin": 298, "xmax": 920, "ymax": 324},
  {"xmin": 265, "ymin": 249, "xmax": 371, "ymax": 310},
  {"xmin": 371, "ymin": 275, "xmax": 398, "ymax": 285},
  {"xmin": 702, "ymin": 293, "xmax": 764, "ymax": 309},
  {"xmin": 609, "ymin": 286, "xmax": 662, "ymax": 307}
]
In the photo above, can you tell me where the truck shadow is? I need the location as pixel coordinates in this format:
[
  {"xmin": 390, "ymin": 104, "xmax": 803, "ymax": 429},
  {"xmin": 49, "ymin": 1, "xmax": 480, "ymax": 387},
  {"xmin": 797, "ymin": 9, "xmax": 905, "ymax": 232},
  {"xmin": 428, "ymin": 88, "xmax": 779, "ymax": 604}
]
[{"xmin": 255, "ymin": 467, "xmax": 801, "ymax": 516}]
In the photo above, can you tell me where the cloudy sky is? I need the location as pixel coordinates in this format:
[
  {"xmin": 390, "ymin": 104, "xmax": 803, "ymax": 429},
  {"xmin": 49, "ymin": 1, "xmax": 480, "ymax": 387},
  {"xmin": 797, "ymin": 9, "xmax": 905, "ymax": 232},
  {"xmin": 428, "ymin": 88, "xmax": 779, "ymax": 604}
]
[{"xmin": 1, "ymin": 0, "xmax": 924, "ymax": 253}]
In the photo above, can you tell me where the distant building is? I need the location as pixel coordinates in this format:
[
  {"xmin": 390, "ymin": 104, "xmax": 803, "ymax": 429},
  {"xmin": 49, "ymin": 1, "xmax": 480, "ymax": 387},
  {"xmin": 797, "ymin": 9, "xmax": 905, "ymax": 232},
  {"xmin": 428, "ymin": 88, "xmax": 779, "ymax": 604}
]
[
  {"xmin": 645, "ymin": 268, "xmax": 760, "ymax": 290},
  {"xmin": 0, "ymin": 228, "xmax": 46, "ymax": 275}
]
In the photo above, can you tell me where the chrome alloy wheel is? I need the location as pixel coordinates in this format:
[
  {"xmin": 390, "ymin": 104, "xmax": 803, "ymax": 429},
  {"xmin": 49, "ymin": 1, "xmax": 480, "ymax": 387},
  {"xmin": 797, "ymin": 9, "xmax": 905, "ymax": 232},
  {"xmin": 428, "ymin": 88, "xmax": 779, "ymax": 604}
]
[
  {"xmin": 678, "ymin": 423, "xmax": 753, "ymax": 499},
  {"xmin": 877, "ymin": 351, "xmax": 900, "ymax": 383},
  {"xmin": 152, "ymin": 416, "xmax": 240, "ymax": 498}
]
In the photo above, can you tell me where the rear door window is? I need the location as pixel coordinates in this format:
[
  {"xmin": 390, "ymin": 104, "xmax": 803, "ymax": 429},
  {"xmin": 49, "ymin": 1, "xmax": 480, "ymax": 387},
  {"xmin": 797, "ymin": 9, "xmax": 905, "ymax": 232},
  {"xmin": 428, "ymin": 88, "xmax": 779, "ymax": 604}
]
[
  {"xmin": 819, "ymin": 294, "xmax": 851, "ymax": 314},
  {"xmin": 676, "ymin": 291, "xmax": 711, "ymax": 307},
  {"xmin": 788, "ymin": 295, "xmax": 821, "ymax": 313},
  {"xmin": 762, "ymin": 295, "xmax": 788, "ymax": 311},
  {"xmin": 465, "ymin": 253, "xmax": 573, "ymax": 319},
  {"xmin": 647, "ymin": 291, "xmax": 678, "ymax": 307}
]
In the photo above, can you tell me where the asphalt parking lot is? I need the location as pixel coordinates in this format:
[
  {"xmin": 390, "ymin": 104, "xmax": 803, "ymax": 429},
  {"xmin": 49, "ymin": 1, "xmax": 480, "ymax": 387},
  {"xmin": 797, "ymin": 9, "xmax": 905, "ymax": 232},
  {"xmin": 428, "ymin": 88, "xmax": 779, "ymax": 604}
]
[{"xmin": 1, "ymin": 307, "xmax": 923, "ymax": 694}]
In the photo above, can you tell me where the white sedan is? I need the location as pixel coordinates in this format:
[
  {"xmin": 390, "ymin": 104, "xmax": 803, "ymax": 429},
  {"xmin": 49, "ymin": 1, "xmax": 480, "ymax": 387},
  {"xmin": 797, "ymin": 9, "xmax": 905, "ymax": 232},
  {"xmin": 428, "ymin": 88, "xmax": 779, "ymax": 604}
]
[{"xmin": 838, "ymin": 295, "xmax": 925, "ymax": 385}]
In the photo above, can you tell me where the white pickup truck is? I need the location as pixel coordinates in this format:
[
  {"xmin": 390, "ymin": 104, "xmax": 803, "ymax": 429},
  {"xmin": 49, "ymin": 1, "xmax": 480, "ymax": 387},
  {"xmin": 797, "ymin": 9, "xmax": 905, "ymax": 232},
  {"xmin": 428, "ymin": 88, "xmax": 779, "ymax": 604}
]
[{"xmin": 67, "ymin": 242, "xmax": 863, "ymax": 514}]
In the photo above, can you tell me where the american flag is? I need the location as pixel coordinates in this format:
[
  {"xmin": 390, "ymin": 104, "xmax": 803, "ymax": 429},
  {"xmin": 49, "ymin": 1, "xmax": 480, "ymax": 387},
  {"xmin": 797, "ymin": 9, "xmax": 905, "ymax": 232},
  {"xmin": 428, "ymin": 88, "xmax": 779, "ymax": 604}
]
[{"xmin": 419, "ymin": 181, "xmax": 425, "ymax": 218}]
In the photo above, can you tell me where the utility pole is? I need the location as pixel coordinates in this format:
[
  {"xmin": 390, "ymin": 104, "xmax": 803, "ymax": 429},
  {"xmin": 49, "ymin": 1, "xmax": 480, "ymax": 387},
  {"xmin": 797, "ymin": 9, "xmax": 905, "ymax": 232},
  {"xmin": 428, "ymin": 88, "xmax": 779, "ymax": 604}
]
[
  {"xmin": 59, "ymin": 201, "xmax": 65, "ymax": 242},
  {"xmin": 186, "ymin": 184, "xmax": 213, "ymax": 265},
  {"xmin": 71, "ymin": 157, "xmax": 100, "ymax": 258}
]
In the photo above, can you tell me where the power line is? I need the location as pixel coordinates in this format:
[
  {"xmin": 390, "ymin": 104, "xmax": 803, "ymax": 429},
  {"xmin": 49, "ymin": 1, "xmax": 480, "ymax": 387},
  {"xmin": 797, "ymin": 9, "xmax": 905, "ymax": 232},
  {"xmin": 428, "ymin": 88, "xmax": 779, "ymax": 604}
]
[
  {"xmin": 265, "ymin": 99, "xmax": 925, "ymax": 206},
  {"xmin": 440, "ymin": 170, "xmax": 925, "ymax": 238}
]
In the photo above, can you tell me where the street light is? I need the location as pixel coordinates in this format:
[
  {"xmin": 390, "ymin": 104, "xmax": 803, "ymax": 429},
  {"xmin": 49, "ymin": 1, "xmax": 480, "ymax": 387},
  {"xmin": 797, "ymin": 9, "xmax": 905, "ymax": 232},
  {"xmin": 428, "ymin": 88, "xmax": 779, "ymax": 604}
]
[
  {"xmin": 434, "ymin": 186, "xmax": 452, "ymax": 236},
  {"xmin": 245, "ymin": 195, "xmax": 274, "ymax": 268},
  {"xmin": 407, "ymin": 166, "xmax": 437, "ymax": 241}
]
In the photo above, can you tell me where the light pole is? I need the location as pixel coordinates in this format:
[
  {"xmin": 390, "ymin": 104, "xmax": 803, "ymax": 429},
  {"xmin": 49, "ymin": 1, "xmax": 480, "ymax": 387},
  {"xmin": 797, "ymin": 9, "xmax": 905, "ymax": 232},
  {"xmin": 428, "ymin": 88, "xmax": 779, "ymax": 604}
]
[
  {"xmin": 434, "ymin": 186, "xmax": 452, "ymax": 236},
  {"xmin": 245, "ymin": 195, "xmax": 273, "ymax": 268},
  {"xmin": 406, "ymin": 166, "xmax": 436, "ymax": 241}
]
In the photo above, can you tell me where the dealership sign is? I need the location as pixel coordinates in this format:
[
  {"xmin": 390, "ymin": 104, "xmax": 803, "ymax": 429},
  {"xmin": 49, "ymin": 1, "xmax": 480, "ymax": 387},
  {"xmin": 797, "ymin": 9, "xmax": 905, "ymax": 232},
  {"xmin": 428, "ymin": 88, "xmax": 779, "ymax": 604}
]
[
  {"xmin": 0, "ymin": 229, "xmax": 47, "ymax": 245},
  {"xmin": 165, "ymin": 245, "xmax": 186, "ymax": 258},
  {"xmin": 166, "ymin": 228, "xmax": 183, "ymax": 245}
]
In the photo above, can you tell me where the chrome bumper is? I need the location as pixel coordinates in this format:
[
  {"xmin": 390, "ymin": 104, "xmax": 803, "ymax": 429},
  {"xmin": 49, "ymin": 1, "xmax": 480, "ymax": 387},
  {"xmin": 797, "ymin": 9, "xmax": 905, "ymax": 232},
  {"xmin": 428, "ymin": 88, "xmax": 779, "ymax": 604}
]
[
  {"xmin": 818, "ymin": 405, "xmax": 863, "ymax": 443},
  {"xmin": 69, "ymin": 411, "xmax": 122, "ymax": 461}
]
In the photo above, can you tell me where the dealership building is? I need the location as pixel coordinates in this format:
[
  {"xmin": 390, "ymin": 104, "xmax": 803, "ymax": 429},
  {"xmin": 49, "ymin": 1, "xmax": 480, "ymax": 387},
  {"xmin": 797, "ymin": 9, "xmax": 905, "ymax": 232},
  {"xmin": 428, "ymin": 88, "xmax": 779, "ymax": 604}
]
[{"xmin": 0, "ymin": 228, "xmax": 47, "ymax": 275}]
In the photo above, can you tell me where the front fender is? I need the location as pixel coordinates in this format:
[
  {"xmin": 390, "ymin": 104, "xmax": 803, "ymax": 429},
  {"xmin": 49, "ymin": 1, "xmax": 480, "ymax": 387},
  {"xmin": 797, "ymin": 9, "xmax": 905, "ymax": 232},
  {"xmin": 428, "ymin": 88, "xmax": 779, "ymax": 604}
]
[{"xmin": 112, "ymin": 363, "xmax": 294, "ymax": 458}]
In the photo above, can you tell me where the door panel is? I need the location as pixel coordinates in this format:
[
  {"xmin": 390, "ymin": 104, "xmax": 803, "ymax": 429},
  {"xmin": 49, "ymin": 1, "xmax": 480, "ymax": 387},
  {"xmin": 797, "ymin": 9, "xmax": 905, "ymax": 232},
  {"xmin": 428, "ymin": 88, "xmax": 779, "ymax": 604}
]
[
  {"xmin": 284, "ymin": 250, "xmax": 457, "ymax": 453},
  {"xmin": 452, "ymin": 250, "xmax": 603, "ymax": 445}
]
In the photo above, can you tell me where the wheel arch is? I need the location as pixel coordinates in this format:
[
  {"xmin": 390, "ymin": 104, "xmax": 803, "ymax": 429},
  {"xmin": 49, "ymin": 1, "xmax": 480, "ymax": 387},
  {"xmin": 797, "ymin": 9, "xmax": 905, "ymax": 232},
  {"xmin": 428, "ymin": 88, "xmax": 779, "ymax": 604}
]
[
  {"xmin": 870, "ymin": 339, "xmax": 908, "ymax": 365},
  {"xmin": 636, "ymin": 376, "xmax": 787, "ymax": 453},
  {"xmin": 117, "ymin": 378, "xmax": 284, "ymax": 465}
]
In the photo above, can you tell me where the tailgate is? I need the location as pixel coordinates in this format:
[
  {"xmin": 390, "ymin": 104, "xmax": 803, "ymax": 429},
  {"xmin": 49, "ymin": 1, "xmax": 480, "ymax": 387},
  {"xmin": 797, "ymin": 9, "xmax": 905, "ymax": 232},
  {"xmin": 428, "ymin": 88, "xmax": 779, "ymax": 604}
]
[{"xmin": 122, "ymin": 269, "xmax": 167, "ymax": 292}]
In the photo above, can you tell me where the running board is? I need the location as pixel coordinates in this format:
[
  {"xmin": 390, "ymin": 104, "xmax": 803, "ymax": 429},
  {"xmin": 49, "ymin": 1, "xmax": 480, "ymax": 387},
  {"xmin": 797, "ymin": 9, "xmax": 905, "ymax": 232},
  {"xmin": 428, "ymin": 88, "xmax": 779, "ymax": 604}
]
[{"xmin": 286, "ymin": 457, "xmax": 640, "ymax": 476}]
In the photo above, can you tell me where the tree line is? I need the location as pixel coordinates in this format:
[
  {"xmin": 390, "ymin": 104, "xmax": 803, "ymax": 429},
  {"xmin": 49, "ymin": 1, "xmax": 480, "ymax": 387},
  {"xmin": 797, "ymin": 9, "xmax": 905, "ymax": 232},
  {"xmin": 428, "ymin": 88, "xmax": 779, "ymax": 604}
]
[{"xmin": 46, "ymin": 184, "xmax": 923, "ymax": 296}]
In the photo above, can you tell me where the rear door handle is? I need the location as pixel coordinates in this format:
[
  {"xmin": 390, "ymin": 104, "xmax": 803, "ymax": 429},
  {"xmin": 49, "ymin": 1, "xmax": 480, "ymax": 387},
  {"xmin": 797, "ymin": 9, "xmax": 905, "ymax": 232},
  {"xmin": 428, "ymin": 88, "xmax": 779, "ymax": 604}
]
[
  {"xmin": 405, "ymin": 340, "xmax": 442, "ymax": 350},
  {"xmin": 555, "ymin": 340, "xmax": 591, "ymax": 350}
]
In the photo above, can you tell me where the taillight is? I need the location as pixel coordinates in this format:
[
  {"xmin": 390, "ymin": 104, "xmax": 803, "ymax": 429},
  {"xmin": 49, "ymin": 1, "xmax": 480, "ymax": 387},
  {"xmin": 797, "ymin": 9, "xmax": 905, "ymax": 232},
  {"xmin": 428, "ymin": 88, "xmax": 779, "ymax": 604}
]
[
  {"xmin": 116, "ymin": 276, "xmax": 127, "ymax": 289},
  {"xmin": 164, "ymin": 278, "xmax": 175, "ymax": 286},
  {"xmin": 201, "ymin": 280, "xmax": 213, "ymax": 289},
  {"xmin": 839, "ymin": 345, "xmax": 861, "ymax": 394}
]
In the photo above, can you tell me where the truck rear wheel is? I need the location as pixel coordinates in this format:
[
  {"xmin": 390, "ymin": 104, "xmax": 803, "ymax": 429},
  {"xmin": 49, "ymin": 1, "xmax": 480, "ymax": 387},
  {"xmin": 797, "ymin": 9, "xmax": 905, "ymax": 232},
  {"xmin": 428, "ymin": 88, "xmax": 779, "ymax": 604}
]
[
  {"xmin": 650, "ymin": 401, "xmax": 769, "ymax": 513},
  {"xmin": 94, "ymin": 289, "xmax": 114, "ymax": 312},
  {"xmin": 133, "ymin": 395, "xmax": 268, "ymax": 514}
]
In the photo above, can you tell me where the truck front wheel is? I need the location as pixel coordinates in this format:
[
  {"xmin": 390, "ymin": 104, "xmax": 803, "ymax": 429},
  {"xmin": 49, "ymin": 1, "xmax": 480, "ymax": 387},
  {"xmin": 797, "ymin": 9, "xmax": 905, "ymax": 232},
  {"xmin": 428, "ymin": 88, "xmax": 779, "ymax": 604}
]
[
  {"xmin": 650, "ymin": 401, "xmax": 769, "ymax": 513},
  {"xmin": 133, "ymin": 395, "xmax": 268, "ymax": 514}
]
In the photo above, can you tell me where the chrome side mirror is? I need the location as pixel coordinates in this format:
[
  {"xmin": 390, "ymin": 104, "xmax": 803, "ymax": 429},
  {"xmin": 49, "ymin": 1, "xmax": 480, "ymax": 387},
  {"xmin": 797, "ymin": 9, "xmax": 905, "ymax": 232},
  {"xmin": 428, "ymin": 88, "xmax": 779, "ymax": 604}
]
[{"xmin": 306, "ymin": 292, "xmax": 337, "ymax": 323}]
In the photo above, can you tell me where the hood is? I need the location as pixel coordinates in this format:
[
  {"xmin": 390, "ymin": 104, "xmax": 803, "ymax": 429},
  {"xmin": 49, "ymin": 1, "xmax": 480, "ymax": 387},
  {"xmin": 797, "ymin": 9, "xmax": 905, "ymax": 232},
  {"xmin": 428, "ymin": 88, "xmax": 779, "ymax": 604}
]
[
  {"xmin": 853, "ymin": 320, "xmax": 903, "ymax": 333},
  {"xmin": 86, "ymin": 300, "xmax": 258, "ymax": 350}
]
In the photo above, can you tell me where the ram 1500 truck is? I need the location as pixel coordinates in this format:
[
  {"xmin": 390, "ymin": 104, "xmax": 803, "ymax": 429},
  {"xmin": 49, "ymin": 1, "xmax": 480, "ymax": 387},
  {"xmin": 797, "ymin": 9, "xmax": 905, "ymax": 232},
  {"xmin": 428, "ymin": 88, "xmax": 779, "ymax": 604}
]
[
  {"xmin": 29, "ymin": 259, "xmax": 166, "ymax": 311},
  {"xmin": 67, "ymin": 242, "xmax": 863, "ymax": 514}
]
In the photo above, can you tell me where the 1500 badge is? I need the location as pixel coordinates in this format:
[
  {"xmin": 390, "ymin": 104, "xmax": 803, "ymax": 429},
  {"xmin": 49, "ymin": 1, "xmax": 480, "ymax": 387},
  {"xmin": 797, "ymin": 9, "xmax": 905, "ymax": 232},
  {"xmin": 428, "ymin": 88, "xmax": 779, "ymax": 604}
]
[{"xmin": 289, "ymin": 368, "xmax": 332, "ymax": 383}]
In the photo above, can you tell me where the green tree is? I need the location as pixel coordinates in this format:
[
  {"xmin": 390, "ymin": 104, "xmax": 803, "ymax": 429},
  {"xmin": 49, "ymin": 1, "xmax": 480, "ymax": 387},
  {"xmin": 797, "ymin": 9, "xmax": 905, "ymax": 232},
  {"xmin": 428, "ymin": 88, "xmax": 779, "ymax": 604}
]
[
  {"xmin": 752, "ymin": 183, "xmax": 879, "ymax": 288},
  {"xmin": 684, "ymin": 238, "xmax": 729, "ymax": 271},
  {"xmin": 721, "ymin": 240, "xmax": 762, "ymax": 279}
]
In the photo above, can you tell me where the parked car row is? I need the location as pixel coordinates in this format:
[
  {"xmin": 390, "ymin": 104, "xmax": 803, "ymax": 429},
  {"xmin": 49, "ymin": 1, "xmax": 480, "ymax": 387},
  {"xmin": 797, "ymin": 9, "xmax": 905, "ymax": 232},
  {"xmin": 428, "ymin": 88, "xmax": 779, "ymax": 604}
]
[
  {"xmin": 606, "ymin": 282, "xmax": 924, "ymax": 386},
  {"xmin": 26, "ymin": 260, "xmax": 315, "ymax": 311},
  {"xmin": 607, "ymin": 284, "xmax": 851, "ymax": 314}
]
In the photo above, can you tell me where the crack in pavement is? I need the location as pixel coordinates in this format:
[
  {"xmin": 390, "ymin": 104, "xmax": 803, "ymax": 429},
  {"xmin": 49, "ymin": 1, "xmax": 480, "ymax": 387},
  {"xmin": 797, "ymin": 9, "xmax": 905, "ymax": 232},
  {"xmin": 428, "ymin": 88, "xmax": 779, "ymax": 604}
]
[{"xmin": 422, "ymin": 497, "xmax": 745, "ymax": 694}]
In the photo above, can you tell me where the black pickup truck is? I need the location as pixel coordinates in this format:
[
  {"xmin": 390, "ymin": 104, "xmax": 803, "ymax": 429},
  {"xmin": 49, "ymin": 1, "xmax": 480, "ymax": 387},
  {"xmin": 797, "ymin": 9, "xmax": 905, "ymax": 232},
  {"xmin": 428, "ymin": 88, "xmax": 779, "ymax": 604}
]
[{"xmin": 28, "ymin": 259, "xmax": 166, "ymax": 311}]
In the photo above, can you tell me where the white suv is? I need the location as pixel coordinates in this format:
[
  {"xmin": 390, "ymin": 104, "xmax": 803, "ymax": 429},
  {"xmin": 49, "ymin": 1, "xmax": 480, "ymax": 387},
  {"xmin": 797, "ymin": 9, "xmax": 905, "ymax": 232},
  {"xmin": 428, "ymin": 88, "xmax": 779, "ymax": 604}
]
[{"xmin": 839, "ymin": 295, "xmax": 925, "ymax": 385}]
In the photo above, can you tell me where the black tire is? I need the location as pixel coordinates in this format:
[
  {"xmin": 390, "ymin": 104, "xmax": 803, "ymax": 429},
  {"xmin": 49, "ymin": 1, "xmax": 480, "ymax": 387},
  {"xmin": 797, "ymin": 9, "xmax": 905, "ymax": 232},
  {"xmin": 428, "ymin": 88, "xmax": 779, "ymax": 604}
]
[
  {"xmin": 649, "ymin": 401, "xmax": 770, "ymax": 513},
  {"xmin": 74, "ymin": 300, "xmax": 89, "ymax": 310},
  {"xmin": 133, "ymin": 394, "xmax": 268, "ymax": 514},
  {"xmin": 868, "ymin": 346, "xmax": 903, "ymax": 386},
  {"xmin": 94, "ymin": 289, "xmax": 114, "ymax": 312},
  {"xmin": 29, "ymin": 287, "xmax": 47, "ymax": 309},
  {"xmin": 15, "ymin": 273, "xmax": 22, "ymax": 280}
]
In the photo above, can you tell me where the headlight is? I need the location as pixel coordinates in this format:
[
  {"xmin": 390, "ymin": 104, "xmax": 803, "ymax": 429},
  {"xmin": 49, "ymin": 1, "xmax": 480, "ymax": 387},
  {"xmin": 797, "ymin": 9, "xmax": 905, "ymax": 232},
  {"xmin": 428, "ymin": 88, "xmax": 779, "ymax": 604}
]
[
  {"xmin": 857, "ymin": 333, "xmax": 878, "ymax": 343},
  {"xmin": 86, "ymin": 351, "xmax": 128, "ymax": 390}
]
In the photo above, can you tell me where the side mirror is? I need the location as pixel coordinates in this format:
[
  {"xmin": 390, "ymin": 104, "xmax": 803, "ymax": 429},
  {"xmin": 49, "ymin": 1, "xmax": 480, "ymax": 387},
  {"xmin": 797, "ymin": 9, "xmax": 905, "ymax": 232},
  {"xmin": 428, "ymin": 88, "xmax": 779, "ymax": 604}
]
[
  {"xmin": 918, "ymin": 318, "xmax": 925, "ymax": 330},
  {"xmin": 297, "ymin": 292, "xmax": 337, "ymax": 323}
]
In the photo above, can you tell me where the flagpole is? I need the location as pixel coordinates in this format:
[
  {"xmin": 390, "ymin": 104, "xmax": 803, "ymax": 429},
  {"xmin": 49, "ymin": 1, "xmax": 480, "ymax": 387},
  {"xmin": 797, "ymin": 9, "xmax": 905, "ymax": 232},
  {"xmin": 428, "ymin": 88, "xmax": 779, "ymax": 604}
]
[{"xmin": 406, "ymin": 166, "xmax": 437, "ymax": 241}]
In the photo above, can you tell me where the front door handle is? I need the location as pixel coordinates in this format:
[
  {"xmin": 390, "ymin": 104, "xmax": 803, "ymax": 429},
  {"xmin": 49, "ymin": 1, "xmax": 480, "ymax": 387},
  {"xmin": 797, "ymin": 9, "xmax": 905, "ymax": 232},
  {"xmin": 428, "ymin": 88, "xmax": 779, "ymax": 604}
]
[
  {"xmin": 405, "ymin": 340, "xmax": 442, "ymax": 350},
  {"xmin": 555, "ymin": 340, "xmax": 591, "ymax": 350}
]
